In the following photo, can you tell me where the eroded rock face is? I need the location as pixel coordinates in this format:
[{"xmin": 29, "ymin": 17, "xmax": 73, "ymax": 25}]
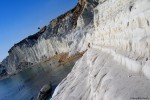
[
  {"xmin": 0, "ymin": 64, "xmax": 7, "ymax": 77},
  {"xmin": 50, "ymin": 0, "xmax": 150, "ymax": 100},
  {"xmin": 1, "ymin": 0, "xmax": 150, "ymax": 99},
  {"xmin": 37, "ymin": 84, "xmax": 52, "ymax": 100},
  {"xmin": 52, "ymin": 49, "xmax": 150, "ymax": 100},
  {"xmin": 0, "ymin": 0, "xmax": 98, "ymax": 75}
]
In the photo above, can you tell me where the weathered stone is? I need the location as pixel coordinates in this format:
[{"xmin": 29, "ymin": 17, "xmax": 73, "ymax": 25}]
[{"xmin": 37, "ymin": 84, "xmax": 52, "ymax": 100}]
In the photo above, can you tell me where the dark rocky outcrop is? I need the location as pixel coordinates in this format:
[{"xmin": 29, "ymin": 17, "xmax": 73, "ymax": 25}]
[
  {"xmin": 0, "ymin": 64, "xmax": 7, "ymax": 77},
  {"xmin": 37, "ymin": 84, "xmax": 52, "ymax": 100}
]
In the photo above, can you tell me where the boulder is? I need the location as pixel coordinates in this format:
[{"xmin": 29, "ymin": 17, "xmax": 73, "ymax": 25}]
[{"xmin": 37, "ymin": 83, "xmax": 52, "ymax": 100}]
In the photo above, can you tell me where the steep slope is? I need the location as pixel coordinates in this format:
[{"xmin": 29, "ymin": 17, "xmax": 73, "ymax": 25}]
[
  {"xmin": 52, "ymin": 49, "xmax": 150, "ymax": 100},
  {"xmin": 1, "ymin": 0, "xmax": 150, "ymax": 99},
  {"xmin": 51, "ymin": 0, "xmax": 150, "ymax": 100},
  {"xmin": 0, "ymin": 0, "xmax": 98, "ymax": 75}
]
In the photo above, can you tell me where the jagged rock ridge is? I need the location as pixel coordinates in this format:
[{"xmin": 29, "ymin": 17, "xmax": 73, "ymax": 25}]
[
  {"xmin": 0, "ymin": 0, "xmax": 98, "ymax": 75},
  {"xmin": 1, "ymin": 0, "xmax": 150, "ymax": 100}
]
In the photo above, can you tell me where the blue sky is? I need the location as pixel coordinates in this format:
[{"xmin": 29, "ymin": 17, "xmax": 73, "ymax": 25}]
[{"xmin": 0, "ymin": 0, "xmax": 77, "ymax": 62}]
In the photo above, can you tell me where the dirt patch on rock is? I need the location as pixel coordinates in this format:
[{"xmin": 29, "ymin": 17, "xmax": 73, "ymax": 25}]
[{"xmin": 44, "ymin": 51, "xmax": 86, "ymax": 65}]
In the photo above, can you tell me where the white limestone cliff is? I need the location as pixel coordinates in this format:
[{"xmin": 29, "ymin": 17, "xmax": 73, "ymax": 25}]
[
  {"xmin": 51, "ymin": 49, "xmax": 150, "ymax": 100},
  {"xmin": 51, "ymin": 0, "xmax": 150, "ymax": 100},
  {"xmin": 1, "ymin": 0, "xmax": 150, "ymax": 99},
  {"xmin": 0, "ymin": 0, "xmax": 97, "ymax": 75}
]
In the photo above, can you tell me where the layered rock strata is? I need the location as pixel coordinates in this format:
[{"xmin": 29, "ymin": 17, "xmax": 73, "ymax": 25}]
[
  {"xmin": 1, "ymin": 0, "xmax": 150, "ymax": 99},
  {"xmin": 0, "ymin": 0, "xmax": 98, "ymax": 75},
  {"xmin": 51, "ymin": 0, "xmax": 150, "ymax": 100}
]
